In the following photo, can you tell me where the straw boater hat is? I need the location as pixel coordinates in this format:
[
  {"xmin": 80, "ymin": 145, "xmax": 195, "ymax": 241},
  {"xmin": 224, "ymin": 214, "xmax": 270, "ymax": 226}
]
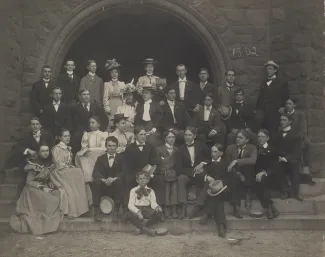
[
  {"xmin": 219, "ymin": 105, "xmax": 233, "ymax": 121},
  {"xmin": 105, "ymin": 58, "xmax": 121, "ymax": 71},
  {"xmin": 100, "ymin": 196, "xmax": 114, "ymax": 214},
  {"xmin": 113, "ymin": 114, "xmax": 128, "ymax": 123},
  {"xmin": 207, "ymin": 180, "xmax": 228, "ymax": 197},
  {"xmin": 264, "ymin": 60, "xmax": 279, "ymax": 69},
  {"xmin": 142, "ymin": 164, "xmax": 156, "ymax": 176},
  {"xmin": 142, "ymin": 58, "xmax": 158, "ymax": 65},
  {"xmin": 142, "ymin": 83, "xmax": 156, "ymax": 92}
]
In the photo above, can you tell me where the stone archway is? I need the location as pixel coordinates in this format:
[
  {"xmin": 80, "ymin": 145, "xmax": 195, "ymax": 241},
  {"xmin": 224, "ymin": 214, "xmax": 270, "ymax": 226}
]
[{"xmin": 36, "ymin": 0, "xmax": 231, "ymax": 85}]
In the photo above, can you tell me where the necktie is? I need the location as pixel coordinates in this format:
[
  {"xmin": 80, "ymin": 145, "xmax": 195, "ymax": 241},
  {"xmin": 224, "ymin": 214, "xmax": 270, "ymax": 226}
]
[
  {"xmin": 84, "ymin": 104, "xmax": 89, "ymax": 112},
  {"xmin": 206, "ymin": 106, "xmax": 211, "ymax": 111},
  {"xmin": 135, "ymin": 187, "xmax": 151, "ymax": 200},
  {"xmin": 108, "ymin": 155, "xmax": 114, "ymax": 160},
  {"xmin": 187, "ymin": 143, "xmax": 195, "ymax": 148},
  {"xmin": 227, "ymin": 86, "xmax": 233, "ymax": 91},
  {"xmin": 238, "ymin": 148, "xmax": 244, "ymax": 159},
  {"xmin": 68, "ymin": 74, "xmax": 73, "ymax": 80}
]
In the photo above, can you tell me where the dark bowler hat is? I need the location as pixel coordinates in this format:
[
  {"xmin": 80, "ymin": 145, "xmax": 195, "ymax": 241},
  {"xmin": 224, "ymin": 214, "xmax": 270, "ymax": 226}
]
[
  {"xmin": 142, "ymin": 58, "xmax": 158, "ymax": 64},
  {"xmin": 219, "ymin": 105, "xmax": 233, "ymax": 121},
  {"xmin": 113, "ymin": 114, "xmax": 128, "ymax": 123}
]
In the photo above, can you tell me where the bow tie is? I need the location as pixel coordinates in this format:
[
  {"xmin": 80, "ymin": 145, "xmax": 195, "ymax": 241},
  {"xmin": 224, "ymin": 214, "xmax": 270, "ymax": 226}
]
[
  {"xmin": 135, "ymin": 187, "xmax": 151, "ymax": 199},
  {"xmin": 179, "ymin": 79, "xmax": 186, "ymax": 82},
  {"xmin": 137, "ymin": 144, "xmax": 145, "ymax": 147},
  {"xmin": 267, "ymin": 77, "xmax": 275, "ymax": 82},
  {"xmin": 281, "ymin": 129, "xmax": 290, "ymax": 133},
  {"xmin": 53, "ymin": 103, "xmax": 59, "ymax": 105},
  {"xmin": 166, "ymin": 146, "xmax": 174, "ymax": 151},
  {"xmin": 206, "ymin": 106, "xmax": 211, "ymax": 111},
  {"xmin": 168, "ymin": 101, "xmax": 175, "ymax": 106},
  {"xmin": 186, "ymin": 143, "xmax": 195, "ymax": 148},
  {"xmin": 108, "ymin": 155, "xmax": 115, "ymax": 160}
]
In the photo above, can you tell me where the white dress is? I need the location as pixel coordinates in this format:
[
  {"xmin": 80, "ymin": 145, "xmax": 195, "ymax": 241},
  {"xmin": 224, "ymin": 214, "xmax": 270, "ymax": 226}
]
[{"xmin": 103, "ymin": 80, "xmax": 126, "ymax": 120}]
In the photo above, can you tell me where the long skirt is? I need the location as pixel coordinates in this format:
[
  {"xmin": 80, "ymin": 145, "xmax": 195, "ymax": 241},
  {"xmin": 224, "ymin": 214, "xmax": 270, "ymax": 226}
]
[
  {"xmin": 10, "ymin": 186, "xmax": 62, "ymax": 235},
  {"xmin": 50, "ymin": 167, "xmax": 92, "ymax": 217}
]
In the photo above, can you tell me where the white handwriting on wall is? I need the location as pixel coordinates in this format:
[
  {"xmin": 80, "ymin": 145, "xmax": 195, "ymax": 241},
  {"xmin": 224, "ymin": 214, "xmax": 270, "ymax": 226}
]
[{"xmin": 232, "ymin": 46, "xmax": 259, "ymax": 57}]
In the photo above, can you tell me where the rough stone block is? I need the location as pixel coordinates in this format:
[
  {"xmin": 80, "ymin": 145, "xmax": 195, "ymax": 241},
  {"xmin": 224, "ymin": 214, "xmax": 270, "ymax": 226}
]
[
  {"xmin": 0, "ymin": 143, "xmax": 15, "ymax": 171},
  {"xmin": 195, "ymin": 3, "xmax": 221, "ymax": 22},
  {"xmin": 220, "ymin": 29, "xmax": 239, "ymax": 47},
  {"xmin": 231, "ymin": 25, "xmax": 254, "ymax": 35},
  {"xmin": 231, "ymin": 59, "xmax": 246, "ymax": 74},
  {"xmin": 272, "ymin": 7, "xmax": 285, "ymax": 22},
  {"xmin": 211, "ymin": 15, "xmax": 229, "ymax": 34},
  {"xmin": 246, "ymin": 9, "xmax": 267, "ymax": 27},
  {"xmin": 220, "ymin": 8, "xmax": 248, "ymax": 25}
]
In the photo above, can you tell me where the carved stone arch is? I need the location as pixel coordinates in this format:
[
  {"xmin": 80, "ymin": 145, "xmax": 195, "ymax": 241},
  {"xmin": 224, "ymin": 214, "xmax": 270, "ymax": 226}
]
[{"xmin": 37, "ymin": 0, "xmax": 232, "ymax": 85}]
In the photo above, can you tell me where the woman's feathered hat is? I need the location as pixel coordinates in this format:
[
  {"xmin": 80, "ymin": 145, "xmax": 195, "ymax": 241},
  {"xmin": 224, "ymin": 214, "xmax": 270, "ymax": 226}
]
[{"xmin": 105, "ymin": 58, "xmax": 121, "ymax": 71}]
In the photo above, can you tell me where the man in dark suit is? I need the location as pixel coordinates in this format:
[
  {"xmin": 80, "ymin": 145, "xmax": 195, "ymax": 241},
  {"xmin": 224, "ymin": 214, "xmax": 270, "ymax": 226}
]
[
  {"xmin": 256, "ymin": 61, "xmax": 289, "ymax": 138},
  {"xmin": 254, "ymin": 129, "xmax": 281, "ymax": 219},
  {"xmin": 123, "ymin": 126, "xmax": 159, "ymax": 204},
  {"xmin": 197, "ymin": 68, "xmax": 216, "ymax": 105},
  {"xmin": 273, "ymin": 114, "xmax": 303, "ymax": 201},
  {"xmin": 92, "ymin": 136, "xmax": 125, "ymax": 222},
  {"xmin": 227, "ymin": 88, "xmax": 256, "ymax": 145},
  {"xmin": 71, "ymin": 89, "xmax": 108, "ymax": 154},
  {"xmin": 175, "ymin": 127, "xmax": 210, "ymax": 219},
  {"xmin": 215, "ymin": 70, "xmax": 241, "ymax": 107},
  {"xmin": 30, "ymin": 65, "xmax": 56, "ymax": 117},
  {"xmin": 134, "ymin": 86, "xmax": 163, "ymax": 145},
  {"xmin": 193, "ymin": 93, "xmax": 226, "ymax": 147},
  {"xmin": 161, "ymin": 87, "xmax": 192, "ymax": 143},
  {"xmin": 225, "ymin": 129, "xmax": 257, "ymax": 218},
  {"xmin": 41, "ymin": 87, "xmax": 72, "ymax": 138},
  {"xmin": 169, "ymin": 64, "xmax": 201, "ymax": 117},
  {"xmin": 57, "ymin": 59, "xmax": 80, "ymax": 105}
]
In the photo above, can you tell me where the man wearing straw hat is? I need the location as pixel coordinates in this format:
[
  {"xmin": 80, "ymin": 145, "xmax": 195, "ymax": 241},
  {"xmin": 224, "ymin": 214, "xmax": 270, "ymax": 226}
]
[{"xmin": 256, "ymin": 60, "xmax": 289, "ymax": 138}]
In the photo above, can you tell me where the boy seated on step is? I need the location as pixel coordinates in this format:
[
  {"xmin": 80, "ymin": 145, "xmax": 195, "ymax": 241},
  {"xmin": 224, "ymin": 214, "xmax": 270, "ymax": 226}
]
[{"xmin": 126, "ymin": 171, "xmax": 163, "ymax": 236}]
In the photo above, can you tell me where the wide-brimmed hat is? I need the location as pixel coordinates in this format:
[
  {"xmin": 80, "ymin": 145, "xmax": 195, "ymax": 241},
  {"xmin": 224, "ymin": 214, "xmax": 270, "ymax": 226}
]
[
  {"xmin": 207, "ymin": 180, "xmax": 228, "ymax": 196},
  {"xmin": 100, "ymin": 196, "xmax": 114, "ymax": 214},
  {"xmin": 121, "ymin": 81, "xmax": 136, "ymax": 95},
  {"xmin": 142, "ymin": 58, "xmax": 158, "ymax": 65},
  {"xmin": 142, "ymin": 164, "xmax": 156, "ymax": 175},
  {"xmin": 155, "ymin": 228, "xmax": 169, "ymax": 236},
  {"xmin": 219, "ymin": 105, "xmax": 233, "ymax": 121},
  {"xmin": 264, "ymin": 60, "xmax": 279, "ymax": 69},
  {"xmin": 142, "ymin": 83, "xmax": 156, "ymax": 92},
  {"xmin": 113, "ymin": 114, "xmax": 128, "ymax": 123},
  {"xmin": 249, "ymin": 209, "xmax": 264, "ymax": 218},
  {"xmin": 105, "ymin": 58, "xmax": 121, "ymax": 71}
]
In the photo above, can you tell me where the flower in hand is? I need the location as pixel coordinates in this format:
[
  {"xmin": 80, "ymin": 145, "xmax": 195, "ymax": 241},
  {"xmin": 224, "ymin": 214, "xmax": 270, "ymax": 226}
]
[
  {"xmin": 155, "ymin": 206, "xmax": 162, "ymax": 212},
  {"xmin": 137, "ymin": 211, "xmax": 144, "ymax": 220}
]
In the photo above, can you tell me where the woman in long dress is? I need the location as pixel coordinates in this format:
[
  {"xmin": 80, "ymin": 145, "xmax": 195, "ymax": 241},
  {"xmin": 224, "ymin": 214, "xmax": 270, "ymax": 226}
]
[
  {"xmin": 103, "ymin": 59, "xmax": 126, "ymax": 121},
  {"xmin": 75, "ymin": 116, "xmax": 108, "ymax": 182},
  {"xmin": 10, "ymin": 144, "xmax": 62, "ymax": 235},
  {"xmin": 50, "ymin": 129, "xmax": 91, "ymax": 219},
  {"xmin": 116, "ymin": 83, "xmax": 137, "ymax": 133}
]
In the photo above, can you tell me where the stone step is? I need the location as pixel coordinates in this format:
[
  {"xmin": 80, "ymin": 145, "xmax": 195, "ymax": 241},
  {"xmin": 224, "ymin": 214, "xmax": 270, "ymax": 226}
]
[
  {"xmin": 0, "ymin": 184, "xmax": 18, "ymax": 201},
  {"xmin": 0, "ymin": 200, "xmax": 15, "ymax": 217},
  {"xmin": 300, "ymin": 178, "xmax": 325, "ymax": 197},
  {"xmin": 3, "ymin": 167, "xmax": 24, "ymax": 184}
]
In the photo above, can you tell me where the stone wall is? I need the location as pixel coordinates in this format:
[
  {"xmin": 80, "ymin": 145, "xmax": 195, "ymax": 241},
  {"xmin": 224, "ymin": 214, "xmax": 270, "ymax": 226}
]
[
  {"xmin": 0, "ymin": 0, "xmax": 23, "ymax": 170},
  {"xmin": 0, "ymin": 0, "xmax": 324, "ymax": 172}
]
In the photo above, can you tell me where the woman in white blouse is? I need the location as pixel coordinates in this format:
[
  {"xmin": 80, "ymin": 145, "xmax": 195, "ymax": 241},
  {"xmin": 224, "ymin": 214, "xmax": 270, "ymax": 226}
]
[
  {"xmin": 103, "ymin": 59, "xmax": 126, "ymax": 121},
  {"xmin": 75, "ymin": 116, "xmax": 108, "ymax": 182}
]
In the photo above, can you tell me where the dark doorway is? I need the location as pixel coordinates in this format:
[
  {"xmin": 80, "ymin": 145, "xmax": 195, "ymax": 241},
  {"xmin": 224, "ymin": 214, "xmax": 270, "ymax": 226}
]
[{"xmin": 64, "ymin": 8, "xmax": 212, "ymax": 84}]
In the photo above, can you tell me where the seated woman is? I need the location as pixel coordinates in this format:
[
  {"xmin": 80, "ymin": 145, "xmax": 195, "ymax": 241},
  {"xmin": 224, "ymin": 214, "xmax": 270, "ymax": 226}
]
[
  {"xmin": 109, "ymin": 114, "xmax": 134, "ymax": 154},
  {"xmin": 156, "ymin": 129, "xmax": 178, "ymax": 220},
  {"xmin": 116, "ymin": 83, "xmax": 138, "ymax": 133},
  {"xmin": 51, "ymin": 129, "xmax": 92, "ymax": 219},
  {"xmin": 75, "ymin": 116, "xmax": 108, "ymax": 182},
  {"xmin": 10, "ymin": 144, "xmax": 61, "ymax": 235}
]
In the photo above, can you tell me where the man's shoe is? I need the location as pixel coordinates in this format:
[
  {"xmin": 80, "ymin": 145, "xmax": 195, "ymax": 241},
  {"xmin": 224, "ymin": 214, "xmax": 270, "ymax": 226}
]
[
  {"xmin": 266, "ymin": 205, "xmax": 274, "ymax": 219},
  {"xmin": 142, "ymin": 227, "xmax": 156, "ymax": 237},
  {"xmin": 188, "ymin": 206, "xmax": 201, "ymax": 219},
  {"xmin": 94, "ymin": 208, "xmax": 102, "ymax": 222},
  {"xmin": 295, "ymin": 194, "xmax": 304, "ymax": 202},
  {"xmin": 171, "ymin": 205, "xmax": 178, "ymax": 219},
  {"xmin": 178, "ymin": 204, "xmax": 186, "ymax": 220},
  {"xmin": 233, "ymin": 205, "xmax": 243, "ymax": 219},
  {"xmin": 199, "ymin": 214, "xmax": 209, "ymax": 225},
  {"xmin": 217, "ymin": 224, "xmax": 226, "ymax": 238},
  {"xmin": 271, "ymin": 205, "xmax": 280, "ymax": 218},
  {"xmin": 280, "ymin": 192, "xmax": 289, "ymax": 200}
]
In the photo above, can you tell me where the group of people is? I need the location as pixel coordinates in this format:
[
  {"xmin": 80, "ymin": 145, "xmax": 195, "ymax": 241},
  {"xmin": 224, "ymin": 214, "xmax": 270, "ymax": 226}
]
[{"xmin": 4, "ymin": 57, "xmax": 313, "ymax": 238}]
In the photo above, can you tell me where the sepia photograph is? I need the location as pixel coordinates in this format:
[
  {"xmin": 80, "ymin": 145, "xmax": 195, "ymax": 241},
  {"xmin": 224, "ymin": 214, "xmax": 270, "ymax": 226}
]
[{"xmin": 0, "ymin": 0, "xmax": 325, "ymax": 256}]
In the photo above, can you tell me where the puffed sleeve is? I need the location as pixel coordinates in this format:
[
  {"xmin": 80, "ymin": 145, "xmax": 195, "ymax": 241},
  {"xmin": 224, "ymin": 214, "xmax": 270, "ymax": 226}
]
[
  {"xmin": 100, "ymin": 132, "xmax": 109, "ymax": 148},
  {"xmin": 103, "ymin": 82, "xmax": 111, "ymax": 113},
  {"xmin": 52, "ymin": 146, "xmax": 68, "ymax": 171}
]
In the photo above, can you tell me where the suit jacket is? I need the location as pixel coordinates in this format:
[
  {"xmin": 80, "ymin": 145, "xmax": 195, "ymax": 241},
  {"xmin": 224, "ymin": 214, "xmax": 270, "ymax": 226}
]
[
  {"xmin": 156, "ymin": 145, "xmax": 178, "ymax": 175},
  {"xmin": 197, "ymin": 82, "xmax": 217, "ymax": 104},
  {"xmin": 227, "ymin": 102, "xmax": 254, "ymax": 130},
  {"xmin": 175, "ymin": 141, "xmax": 210, "ymax": 177},
  {"xmin": 134, "ymin": 101, "xmax": 163, "ymax": 129},
  {"xmin": 215, "ymin": 84, "xmax": 241, "ymax": 107},
  {"xmin": 161, "ymin": 101, "xmax": 191, "ymax": 131},
  {"xmin": 289, "ymin": 110, "xmax": 307, "ymax": 137},
  {"xmin": 255, "ymin": 144, "xmax": 279, "ymax": 176},
  {"xmin": 92, "ymin": 153, "xmax": 125, "ymax": 180},
  {"xmin": 225, "ymin": 144, "xmax": 257, "ymax": 168},
  {"xmin": 72, "ymin": 102, "xmax": 108, "ymax": 133},
  {"xmin": 30, "ymin": 80, "xmax": 56, "ymax": 116},
  {"xmin": 169, "ymin": 80, "xmax": 201, "ymax": 112},
  {"xmin": 202, "ymin": 158, "xmax": 228, "ymax": 182},
  {"xmin": 41, "ymin": 103, "xmax": 72, "ymax": 137},
  {"xmin": 193, "ymin": 106, "xmax": 225, "ymax": 133},
  {"xmin": 256, "ymin": 77, "xmax": 289, "ymax": 112},
  {"xmin": 79, "ymin": 74, "xmax": 104, "ymax": 105},
  {"xmin": 124, "ymin": 143, "xmax": 159, "ymax": 179},
  {"xmin": 13, "ymin": 130, "xmax": 55, "ymax": 156},
  {"xmin": 57, "ymin": 73, "xmax": 80, "ymax": 104},
  {"xmin": 273, "ymin": 129, "xmax": 302, "ymax": 162}
]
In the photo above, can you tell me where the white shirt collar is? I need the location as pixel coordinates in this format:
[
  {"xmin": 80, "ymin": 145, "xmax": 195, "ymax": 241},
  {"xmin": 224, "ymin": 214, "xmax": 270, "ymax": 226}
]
[
  {"xmin": 111, "ymin": 78, "xmax": 118, "ymax": 82},
  {"xmin": 186, "ymin": 141, "xmax": 195, "ymax": 147},
  {"xmin": 136, "ymin": 185, "xmax": 149, "ymax": 190},
  {"xmin": 262, "ymin": 142, "xmax": 268, "ymax": 148},
  {"xmin": 200, "ymin": 81, "xmax": 207, "ymax": 85},
  {"xmin": 226, "ymin": 82, "xmax": 234, "ymax": 88},
  {"xmin": 67, "ymin": 71, "xmax": 73, "ymax": 75},
  {"xmin": 283, "ymin": 126, "xmax": 291, "ymax": 132},
  {"xmin": 136, "ymin": 141, "xmax": 145, "ymax": 146},
  {"xmin": 165, "ymin": 143, "xmax": 173, "ymax": 148},
  {"xmin": 53, "ymin": 101, "xmax": 60, "ymax": 105},
  {"xmin": 236, "ymin": 101, "xmax": 244, "ymax": 104},
  {"xmin": 212, "ymin": 157, "xmax": 221, "ymax": 162},
  {"xmin": 33, "ymin": 130, "xmax": 41, "ymax": 136},
  {"xmin": 144, "ymin": 99, "xmax": 152, "ymax": 104},
  {"xmin": 43, "ymin": 78, "xmax": 50, "ymax": 83},
  {"xmin": 59, "ymin": 141, "xmax": 68, "ymax": 149},
  {"xmin": 287, "ymin": 110, "xmax": 295, "ymax": 115},
  {"xmin": 88, "ymin": 72, "xmax": 96, "ymax": 77},
  {"xmin": 146, "ymin": 72, "xmax": 153, "ymax": 76},
  {"xmin": 205, "ymin": 105, "xmax": 212, "ymax": 109},
  {"xmin": 268, "ymin": 75, "xmax": 277, "ymax": 80},
  {"xmin": 178, "ymin": 76, "xmax": 187, "ymax": 82},
  {"xmin": 107, "ymin": 153, "xmax": 116, "ymax": 158},
  {"xmin": 167, "ymin": 99, "xmax": 175, "ymax": 105}
]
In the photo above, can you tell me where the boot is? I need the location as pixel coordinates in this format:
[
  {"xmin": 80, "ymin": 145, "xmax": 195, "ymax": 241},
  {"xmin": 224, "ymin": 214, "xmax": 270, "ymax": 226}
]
[
  {"xmin": 142, "ymin": 227, "xmax": 156, "ymax": 237},
  {"xmin": 178, "ymin": 204, "xmax": 186, "ymax": 220},
  {"xmin": 217, "ymin": 224, "xmax": 226, "ymax": 238},
  {"xmin": 271, "ymin": 204, "xmax": 280, "ymax": 218},
  {"xmin": 171, "ymin": 205, "xmax": 178, "ymax": 219},
  {"xmin": 245, "ymin": 190, "xmax": 252, "ymax": 209},
  {"xmin": 266, "ymin": 205, "xmax": 274, "ymax": 219},
  {"xmin": 233, "ymin": 205, "xmax": 243, "ymax": 219},
  {"xmin": 188, "ymin": 205, "xmax": 202, "ymax": 219},
  {"xmin": 199, "ymin": 214, "xmax": 209, "ymax": 225},
  {"xmin": 295, "ymin": 194, "xmax": 304, "ymax": 202},
  {"xmin": 94, "ymin": 207, "xmax": 102, "ymax": 222},
  {"xmin": 164, "ymin": 206, "xmax": 171, "ymax": 220}
]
